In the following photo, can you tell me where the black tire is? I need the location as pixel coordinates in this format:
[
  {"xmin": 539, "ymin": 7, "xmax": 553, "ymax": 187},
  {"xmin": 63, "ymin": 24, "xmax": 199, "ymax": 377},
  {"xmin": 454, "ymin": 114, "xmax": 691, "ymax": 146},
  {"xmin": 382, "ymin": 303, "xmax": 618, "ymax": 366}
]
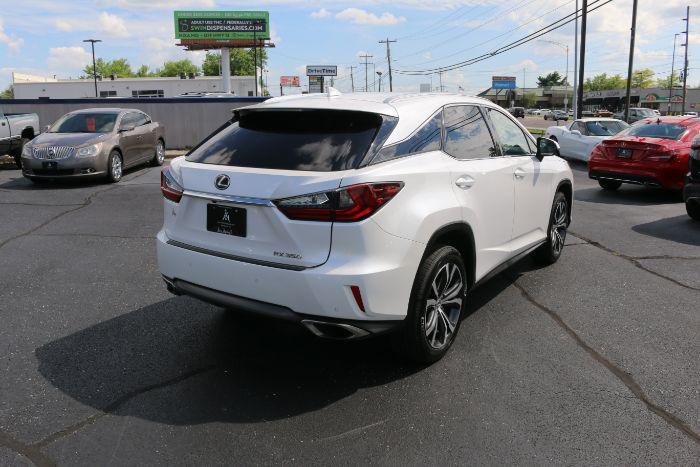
[
  {"xmin": 686, "ymin": 199, "xmax": 700, "ymax": 221},
  {"xmin": 397, "ymin": 245, "xmax": 467, "ymax": 364},
  {"xmin": 151, "ymin": 139, "xmax": 165, "ymax": 166},
  {"xmin": 11, "ymin": 137, "xmax": 29, "ymax": 169},
  {"xmin": 598, "ymin": 179, "xmax": 622, "ymax": 191},
  {"xmin": 13, "ymin": 155, "xmax": 22, "ymax": 169},
  {"xmin": 106, "ymin": 150, "xmax": 123, "ymax": 183},
  {"xmin": 533, "ymin": 191, "xmax": 569, "ymax": 265}
]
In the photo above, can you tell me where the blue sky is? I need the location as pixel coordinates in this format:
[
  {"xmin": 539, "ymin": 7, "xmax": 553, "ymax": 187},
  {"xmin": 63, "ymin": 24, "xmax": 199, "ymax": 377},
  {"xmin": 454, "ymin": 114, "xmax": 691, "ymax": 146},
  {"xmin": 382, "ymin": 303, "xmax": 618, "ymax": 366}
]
[{"xmin": 0, "ymin": 0, "xmax": 697, "ymax": 96}]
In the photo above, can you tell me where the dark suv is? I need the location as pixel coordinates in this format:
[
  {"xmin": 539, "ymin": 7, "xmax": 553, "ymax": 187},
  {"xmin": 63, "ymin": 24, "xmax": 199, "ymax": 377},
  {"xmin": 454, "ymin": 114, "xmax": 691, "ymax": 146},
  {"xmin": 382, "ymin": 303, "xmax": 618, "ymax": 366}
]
[
  {"xmin": 684, "ymin": 136, "xmax": 700, "ymax": 221},
  {"xmin": 508, "ymin": 107, "xmax": 525, "ymax": 118}
]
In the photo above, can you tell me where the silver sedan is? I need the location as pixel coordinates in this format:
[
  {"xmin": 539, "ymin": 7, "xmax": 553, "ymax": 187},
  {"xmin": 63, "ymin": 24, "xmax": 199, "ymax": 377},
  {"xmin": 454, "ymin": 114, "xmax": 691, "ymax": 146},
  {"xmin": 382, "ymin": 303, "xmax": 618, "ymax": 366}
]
[{"xmin": 21, "ymin": 108, "xmax": 166, "ymax": 183}]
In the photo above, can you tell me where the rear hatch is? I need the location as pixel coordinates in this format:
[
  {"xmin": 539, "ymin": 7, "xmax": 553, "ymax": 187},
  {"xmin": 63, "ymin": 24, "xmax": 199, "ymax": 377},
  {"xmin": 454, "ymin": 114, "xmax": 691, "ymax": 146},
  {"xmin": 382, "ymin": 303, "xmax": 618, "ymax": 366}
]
[
  {"xmin": 165, "ymin": 108, "xmax": 390, "ymax": 268},
  {"xmin": 599, "ymin": 137, "xmax": 672, "ymax": 161}
]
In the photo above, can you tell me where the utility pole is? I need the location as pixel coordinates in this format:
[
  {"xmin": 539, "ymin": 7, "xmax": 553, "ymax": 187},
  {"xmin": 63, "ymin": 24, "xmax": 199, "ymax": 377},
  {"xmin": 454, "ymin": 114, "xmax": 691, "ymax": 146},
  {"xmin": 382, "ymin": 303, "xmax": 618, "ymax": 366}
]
[
  {"xmin": 438, "ymin": 71, "xmax": 444, "ymax": 92},
  {"xmin": 253, "ymin": 27, "xmax": 258, "ymax": 96},
  {"xmin": 681, "ymin": 6, "xmax": 690, "ymax": 115},
  {"xmin": 669, "ymin": 33, "xmax": 680, "ymax": 115},
  {"xmin": 624, "ymin": 0, "xmax": 638, "ymax": 122},
  {"xmin": 359, "ymin": 54, "xmax": 372, "ymax": 92},
  {"xmin": 576, "ymin": 0, "xmax": 587, "ymax": 119},
  {"xmin": 83, "ymin": 39, "xmax": 101, "ymax": 98},
  {"xmin": 573, "ymin": 0, "xmax": 579, "ymax": 118},
  {"xmin": 379, "ymin": 38, "xmax": 397, "ymax": 92},
  {"xmin": 349, "ymin": 66, "xmax": 356, "ymax": 92}
]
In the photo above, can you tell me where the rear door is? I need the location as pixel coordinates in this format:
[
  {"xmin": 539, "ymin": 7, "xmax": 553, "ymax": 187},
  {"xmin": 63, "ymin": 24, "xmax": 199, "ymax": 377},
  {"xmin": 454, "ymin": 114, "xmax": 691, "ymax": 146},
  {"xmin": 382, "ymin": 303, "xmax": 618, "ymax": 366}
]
[
  {"xmin": 442, "ymin": 105, "xmax": 517, "ymax": 278},
  {"xmin": 117, "ymin": 113, "xmax": 140, "ymax": 165},
  {"xmin": 166, "ymin": 109, "xmax": 385, "ymax": 269},
  {"xmin": 485, "ymin": 107, "xmax": 554, "ymax": 247},
  {"xmin": 132, "ymin": 112, "xmax": 155, "ymax": 161}
]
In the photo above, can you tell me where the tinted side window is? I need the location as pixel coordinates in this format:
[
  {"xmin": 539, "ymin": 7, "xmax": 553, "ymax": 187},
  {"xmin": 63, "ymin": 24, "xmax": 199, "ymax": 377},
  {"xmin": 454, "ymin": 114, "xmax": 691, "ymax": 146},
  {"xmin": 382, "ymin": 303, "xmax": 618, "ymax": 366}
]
[
  {"xmin": 487, "ymin": 109, "xmax": 533, "ymax": 156},
  {"xmin": 443, "ymin": 105, "xmax": 498, "ymax": 160},
  {"xmin": 134, "ymin": 113, "xmax": 149, "ymax": 126},
  {"xmin": 119, "ymin": 113, "xmax": 137, "ymax": 130},
  {"xmin": 373, "ymin": 111, "xmax": 442, "ymax": 163}
]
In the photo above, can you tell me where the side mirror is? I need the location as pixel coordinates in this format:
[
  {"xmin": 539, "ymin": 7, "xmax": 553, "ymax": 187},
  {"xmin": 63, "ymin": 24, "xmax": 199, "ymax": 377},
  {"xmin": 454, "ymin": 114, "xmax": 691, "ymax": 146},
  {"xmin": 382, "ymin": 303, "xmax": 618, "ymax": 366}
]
[
  {"xmin": 570, "ymin": 130, "xmax": 582, "ymax": 136},
  {"xmin": 536, "ymin": 137, "xmax": 560, "ymax": 161},
  {"xmin": 119, "ymin": 125, "xmax": 135, "ymax": 133},
  {"xmin": 43, "ymin": 125, "xmax": 51, "ymax": 133}
]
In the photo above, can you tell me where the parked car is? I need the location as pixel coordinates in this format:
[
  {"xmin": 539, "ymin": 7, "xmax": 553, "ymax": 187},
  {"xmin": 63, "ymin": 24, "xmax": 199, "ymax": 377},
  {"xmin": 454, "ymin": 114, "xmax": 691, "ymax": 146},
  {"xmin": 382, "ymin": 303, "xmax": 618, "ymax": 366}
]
[
  {"xmin": 526, "ymin": 108, "xmax": 539, "ymax": 115},
  {"xmin": 543, "ymin": 110, "xmax": 568, "ymax": 121},
  {"xmin": 508, "ymin": 106, "xmax": 525, "ymax": 118},
  {"xmin": 157, "ymin": 92, "xmax": 574, "ymax": 363},
  {"xmin": 588, "ymin": 116, "xmax": 700, "ymax": 191},
  {"xmin": 684, "ymin": 136, "xmax": 700, "ymax": 220},
  {"xmin": 612, "ymin": 107, "xmax": 656, "ymax": 123},
  {"xmin": 545, "ymin": 118, "xmax": 629, "ymax": 161},
  {"xmin": 21, "ymin": 108, "xmax": 165, "ymax": 183},
  {"xmin": 0, "ymin": 107, "xmax": 39, "ymax": 168},
  {"xmin": 176, "ymin": 92, "xmax": 236, "ymax": 98},
  {"xmin": 595, "ymin": 109, "xmax": 613, "ymax": 117},
  {"xmin": 652, "ymin": 109, "xmax": 661, "ymax": 116},
  {"xmin": 683, "ymin": 111, "xmax": 698, "ymax": 118}
]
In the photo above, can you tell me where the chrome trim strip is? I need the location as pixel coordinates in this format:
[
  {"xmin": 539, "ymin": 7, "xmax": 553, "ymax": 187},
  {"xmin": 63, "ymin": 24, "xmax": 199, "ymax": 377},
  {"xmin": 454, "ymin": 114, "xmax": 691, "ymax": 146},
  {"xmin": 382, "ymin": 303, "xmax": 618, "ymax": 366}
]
[
  {"xmin": 301, "ymin": 320, "xmax": 370, "ymax": 339},
  {"xmin": 184, "ymin": 189, "xmax": 274, "ymax": 206},
  {"xmin": 166, "ymin": 239, "xmax": 308, "ymax": 271},
  {"xmin": 0, "ymin": 135, "xmax": 21, "ymax": 142}
]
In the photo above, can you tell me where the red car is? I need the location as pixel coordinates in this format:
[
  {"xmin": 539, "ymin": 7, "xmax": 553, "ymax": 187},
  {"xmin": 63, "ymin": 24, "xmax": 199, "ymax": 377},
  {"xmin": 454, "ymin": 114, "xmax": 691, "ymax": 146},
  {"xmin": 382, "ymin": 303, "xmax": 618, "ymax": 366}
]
[{"xmin": 588, "ymin": 116, "xmax": 700, "ymax": 191}]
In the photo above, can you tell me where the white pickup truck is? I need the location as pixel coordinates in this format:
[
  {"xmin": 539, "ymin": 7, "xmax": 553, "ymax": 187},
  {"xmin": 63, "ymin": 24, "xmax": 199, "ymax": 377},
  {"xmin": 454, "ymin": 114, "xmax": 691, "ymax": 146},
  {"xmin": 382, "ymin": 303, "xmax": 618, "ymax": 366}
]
[{"xmin": 0, "ymin": 108, "xmax": 39, "ymax": 168}]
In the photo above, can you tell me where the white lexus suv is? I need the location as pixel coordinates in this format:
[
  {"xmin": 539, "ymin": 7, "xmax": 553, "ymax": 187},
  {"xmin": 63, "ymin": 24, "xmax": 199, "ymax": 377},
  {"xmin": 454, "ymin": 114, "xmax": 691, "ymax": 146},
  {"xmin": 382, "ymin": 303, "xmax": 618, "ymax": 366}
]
[{"xmin": 157, "ymin": 91, "xmax": 573, "ymax": 363}]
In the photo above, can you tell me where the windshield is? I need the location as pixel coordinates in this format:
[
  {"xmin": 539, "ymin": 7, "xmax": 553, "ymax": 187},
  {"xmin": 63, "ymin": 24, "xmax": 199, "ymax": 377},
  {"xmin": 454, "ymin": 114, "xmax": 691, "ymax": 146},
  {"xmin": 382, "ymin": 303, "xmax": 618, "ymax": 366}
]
[
  {"xmin": 48, "ymin": 113, "xmax": 118, "ymax": 133},
  {"xmin": 636, "ymin": 108, "xmax": 656, "ymax": 117},
  {"xmin": 586, "ymin": 120, "xmax": 629, "ymax": 136},
  {"xmin": 618, "ymin": 122, "xmax": 687, "ymax": 140},
  {"xmin": 186, "ymin": 109, "xmax": 385, "ymax": 171}
]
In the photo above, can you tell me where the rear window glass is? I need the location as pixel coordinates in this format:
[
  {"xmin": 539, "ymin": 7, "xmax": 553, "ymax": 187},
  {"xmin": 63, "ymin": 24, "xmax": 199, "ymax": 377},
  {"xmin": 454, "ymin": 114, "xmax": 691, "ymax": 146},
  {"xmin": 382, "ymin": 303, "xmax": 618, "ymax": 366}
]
[
  {"xmin": 619, "ymin": 123, "xmax": 687, "ymax": 140},
  {"xmin": 585, "ymin": 120, "xmax": 629, "ymax": 136},
  {"xmin": 186, "ymin": 110, "xmax": 383, "ymax": 171}
]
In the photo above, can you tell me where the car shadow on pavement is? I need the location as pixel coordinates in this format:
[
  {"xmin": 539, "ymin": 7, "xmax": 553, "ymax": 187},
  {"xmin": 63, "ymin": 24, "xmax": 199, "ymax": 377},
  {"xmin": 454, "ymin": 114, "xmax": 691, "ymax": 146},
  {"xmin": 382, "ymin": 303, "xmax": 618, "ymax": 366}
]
[
  {"xmin": 34, "ymin": 269, "xmax": 523, "ymax": 426},
  {"xmin": 632, "ymin": 215, "xmax": 700, "ymax": 246},
  {"xmin": 575, "ymin": 186, "xmax": 681, "ymax": 206}
]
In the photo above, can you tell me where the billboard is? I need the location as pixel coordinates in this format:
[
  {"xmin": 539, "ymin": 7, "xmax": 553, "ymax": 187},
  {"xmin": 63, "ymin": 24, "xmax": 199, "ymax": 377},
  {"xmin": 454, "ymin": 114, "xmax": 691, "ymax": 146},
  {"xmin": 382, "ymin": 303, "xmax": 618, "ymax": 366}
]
[
  {"xmin": 306, "ymin": 65, "xmax": 337, "ymax": 77},
  {"xmin": 492, "ymin": 76, "xmax": 516, "ymax": 89},
  {"xmin": 309, "ymin": 75, "xmax": 324, "ymax": 93},
  {"xmin": 174, "ymin": 11, "xmax": 270, "ymax": 40},
  {"xmin": 280, "ymin": 76, "xmax": 300, "ymax": 87}
]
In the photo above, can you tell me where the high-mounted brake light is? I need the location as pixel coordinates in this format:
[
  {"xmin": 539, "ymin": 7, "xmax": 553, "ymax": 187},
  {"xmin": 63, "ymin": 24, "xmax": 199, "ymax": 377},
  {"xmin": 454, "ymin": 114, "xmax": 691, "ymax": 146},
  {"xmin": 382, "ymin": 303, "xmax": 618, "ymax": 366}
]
[
  {"xmin": 161, "ymin": 167, "xmax": 183, "ymax": 203},
  {"xmin": 275, "ymin": 182, "xmax": 403, "ymax": 222}
]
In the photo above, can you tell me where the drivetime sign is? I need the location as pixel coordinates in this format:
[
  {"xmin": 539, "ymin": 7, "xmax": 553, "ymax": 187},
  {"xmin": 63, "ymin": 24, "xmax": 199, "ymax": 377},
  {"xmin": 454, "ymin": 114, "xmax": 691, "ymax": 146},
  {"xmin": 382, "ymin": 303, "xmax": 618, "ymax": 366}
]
[
  {"xmin": 492, "ymin": 76, "xmax": 516, "ymax": 89},
  {"xmin": 174, "ymin": 11, "xmax": 270, "ymax": 40},
  {"xmin": 306, "ymin": 66, "xmax": 337, "ymax": 77}
]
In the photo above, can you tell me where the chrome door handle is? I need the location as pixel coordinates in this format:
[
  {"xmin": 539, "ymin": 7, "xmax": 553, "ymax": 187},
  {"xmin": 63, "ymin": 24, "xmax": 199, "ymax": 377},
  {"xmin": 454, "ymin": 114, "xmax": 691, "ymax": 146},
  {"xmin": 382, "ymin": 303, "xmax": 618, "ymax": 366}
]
[
  {"xmin": 514, "ymin": 168, "xmax": 526, "ymax": 179},
  {"xmin": 455, "ymin": 175, "xmax": 475, "ymax": 189}
]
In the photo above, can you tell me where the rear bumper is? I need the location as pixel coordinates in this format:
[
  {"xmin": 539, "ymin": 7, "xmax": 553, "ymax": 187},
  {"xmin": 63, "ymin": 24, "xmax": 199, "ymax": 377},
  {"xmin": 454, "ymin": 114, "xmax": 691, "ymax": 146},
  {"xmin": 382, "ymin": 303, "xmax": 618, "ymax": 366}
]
[
  {"xmin": 684, "ymin": 176, "xmax": 700, "ymax": 202},
  {"xmin": 156, "ymin": 222, "xmax": 424, "ymax": 324},
  {"xmin": 588, "ymin": 159, "xmax": 687, "ymax": 189},
  {"xmin": 162, "ymin": 276, "xmax": 402, "ymax": 339}
]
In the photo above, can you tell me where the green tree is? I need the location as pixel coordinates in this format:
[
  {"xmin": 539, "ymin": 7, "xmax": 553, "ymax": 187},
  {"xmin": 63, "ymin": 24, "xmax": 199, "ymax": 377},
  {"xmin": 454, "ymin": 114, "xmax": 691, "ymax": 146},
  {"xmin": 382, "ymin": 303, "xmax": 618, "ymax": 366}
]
[
  {"xmin": 201, "ymin": 49, "xmax": 268, "ymax": 76},
  {"xmin": 83, "ymin": 58, "xmax": 135, "ymax": 78},
  {"xmin": 536, "ymin": 71, "xmax": 566, "ymax": 87},
  {"xmin": 655, "ymin": 72, "xmax": 680, "ymax": 89},
  {"xmin": 135, "ymin": 65, "xmax": 157, "ymax": 77},
  {"xmin": 157, "ymin": 59, "xmax": 199, "ymax": 77},
  {"xmin": 631, "ymin": 68, "xmax": 655, "ymax": 88},
  {"xmin": 0, "ymin": 86, "xmax": 13, "ymax": 99},
  {"xmin": 583, "ymin": 73, "xmax": 625, "ymax": 91},
  {"xmin": 522, "ymin": 92, "xmax": 538, "ymax": 108}
]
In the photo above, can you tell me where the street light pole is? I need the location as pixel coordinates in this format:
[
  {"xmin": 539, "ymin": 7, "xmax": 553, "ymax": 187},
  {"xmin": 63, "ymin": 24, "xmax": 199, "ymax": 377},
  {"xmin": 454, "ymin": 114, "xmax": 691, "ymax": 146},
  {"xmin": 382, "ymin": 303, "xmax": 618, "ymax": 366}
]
[
  {"xmin": 668, "ymin": 33, "xmax": 680, "ymax": 115},
  {"xmin": 624, "ymin": 0, "xmax": 638, "ymax": 123},
  {"xmin": 573, "ymin": 0, "xmax": 579, "ymax": 119},
  {"xmin": 83, "ymin": 39, "xmax": 101, "ymax": 98},
  {"xmin": 376, "ymin": 71, "xmax": 383, "ymax": 92},
  {"xmin": 681, "ymin": 6, "xmax": 690, "ymax": 115}
]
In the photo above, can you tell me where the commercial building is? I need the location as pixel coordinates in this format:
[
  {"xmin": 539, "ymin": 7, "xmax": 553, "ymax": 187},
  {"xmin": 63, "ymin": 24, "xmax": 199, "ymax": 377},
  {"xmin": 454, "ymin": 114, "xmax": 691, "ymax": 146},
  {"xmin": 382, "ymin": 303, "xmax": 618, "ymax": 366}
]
[
  {"xmin": 582, "ymin": 87, "xmax": 700, "ymax": 114},
  {"xmin": 478, "ymin": 85, "xmax": 574, "ymax": 109},
  {"xmin": 11, "ymin": 73, "xmax": 258, "ymax": 99}
]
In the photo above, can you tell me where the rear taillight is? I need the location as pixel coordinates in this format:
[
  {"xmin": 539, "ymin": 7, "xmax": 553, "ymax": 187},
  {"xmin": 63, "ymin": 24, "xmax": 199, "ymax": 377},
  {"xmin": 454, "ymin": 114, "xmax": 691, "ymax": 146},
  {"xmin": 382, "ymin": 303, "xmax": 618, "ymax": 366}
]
[
  {"xmin": 161, "ymin": 167, "xmax": 183, "ymax": 203},
  {"xmin": 589, "ymin": 144, "xmax": 606, "ymax": 161},
  {"xmin": 643, "ymin": 149, "xmax": 683, "ymax": 162},
  {"xmin": 275, "ymin": 182, "xmax": 403, "ymax": 222}
]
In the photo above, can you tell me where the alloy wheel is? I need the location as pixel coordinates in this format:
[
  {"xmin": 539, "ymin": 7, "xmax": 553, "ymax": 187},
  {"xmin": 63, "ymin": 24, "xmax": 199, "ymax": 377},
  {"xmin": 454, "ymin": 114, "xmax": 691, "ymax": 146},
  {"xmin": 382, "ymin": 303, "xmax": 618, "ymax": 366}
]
[
  {"xmin": 111, "ymin": 154, "xmax": 122, "ymax": 180},
  {"xmin": 550, "ymin": 199, "xmax": 568, "ymax": 255},
  {"xmin": 156, "ymin": 141, "xmax": 165, "ymax": 164},
  {"xmin": 424, "ymin": 262, "xmax": 463, "ymax": 350}
]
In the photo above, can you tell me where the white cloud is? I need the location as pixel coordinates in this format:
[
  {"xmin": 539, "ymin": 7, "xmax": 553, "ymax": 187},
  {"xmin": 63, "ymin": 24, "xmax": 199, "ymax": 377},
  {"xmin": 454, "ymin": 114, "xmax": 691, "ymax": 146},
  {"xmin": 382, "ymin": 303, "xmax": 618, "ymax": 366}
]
[
  {"xmin": 335, "ymin": 8, "xmax": 406, "ymax": 26},
  {"xmin": 0, "ymin": 17, "xmax": 24, "ymax": 53},
  {"xmin": 311, "ymin": 8, "xmax": 331, "ymax": 19},
  {"xmin": 46, "ymin": 46, "xmax": 92, "ymax": 74},
  {"xmin": 98, "ymin": 12, "xmax": 130, "ymax": 37},
  {"xmin": 55, "ymin": 19, "xmax": 73, "ymax": 32}
]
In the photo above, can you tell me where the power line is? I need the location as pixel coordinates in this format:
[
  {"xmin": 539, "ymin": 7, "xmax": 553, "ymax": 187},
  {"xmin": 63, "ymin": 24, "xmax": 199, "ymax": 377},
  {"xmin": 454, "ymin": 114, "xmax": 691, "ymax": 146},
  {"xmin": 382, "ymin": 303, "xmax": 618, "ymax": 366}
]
[
  {"xmin": 394, "ymin": 0, "xmax": 611, "ymax": 76},
  {"xmin": 359, "ymin": 54, "xmax": 373, "ymax": 92}
]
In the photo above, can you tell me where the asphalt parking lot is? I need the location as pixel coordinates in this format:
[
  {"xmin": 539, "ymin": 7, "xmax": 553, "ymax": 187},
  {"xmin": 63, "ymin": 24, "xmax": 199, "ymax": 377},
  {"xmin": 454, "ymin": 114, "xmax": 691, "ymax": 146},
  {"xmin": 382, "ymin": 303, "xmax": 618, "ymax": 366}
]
[{"xmin": 0, "ymin": 157, "xmax": 698, "ymax": 465}]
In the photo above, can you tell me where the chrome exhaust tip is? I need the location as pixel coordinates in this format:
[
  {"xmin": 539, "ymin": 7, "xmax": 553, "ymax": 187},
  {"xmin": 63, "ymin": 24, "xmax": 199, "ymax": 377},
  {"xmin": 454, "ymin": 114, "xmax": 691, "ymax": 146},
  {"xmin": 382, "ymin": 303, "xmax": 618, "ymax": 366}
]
[
  {"xmin": 301, "ymin": 319, "xmax": 370, "ymax": 340},
  {"xmin": 162, "ymin": 276, "xmax": 180, "ymax": 295}
]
